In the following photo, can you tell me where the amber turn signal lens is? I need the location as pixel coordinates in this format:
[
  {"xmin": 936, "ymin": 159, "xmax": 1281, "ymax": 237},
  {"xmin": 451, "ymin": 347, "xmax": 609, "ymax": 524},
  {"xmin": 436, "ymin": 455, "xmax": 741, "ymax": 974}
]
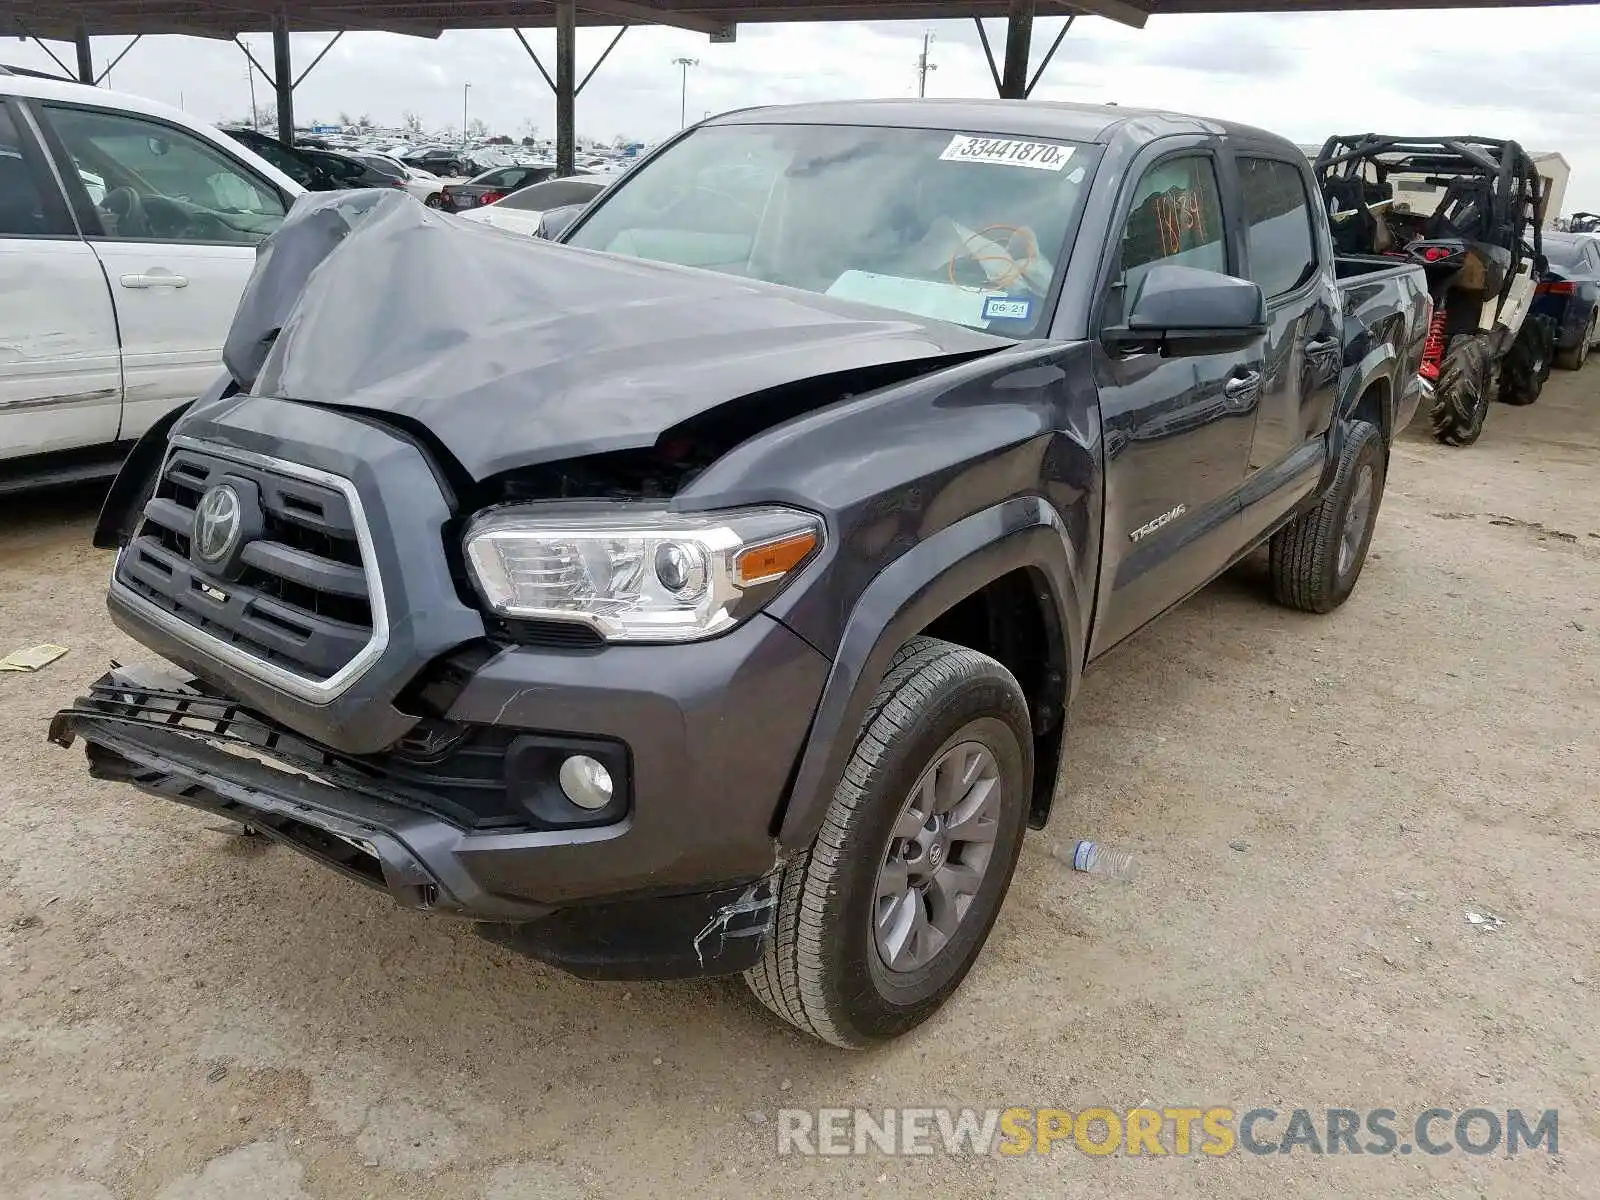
[{"xmin": 734, "ymin": 530, "xmax": 818, "ymax": 586}]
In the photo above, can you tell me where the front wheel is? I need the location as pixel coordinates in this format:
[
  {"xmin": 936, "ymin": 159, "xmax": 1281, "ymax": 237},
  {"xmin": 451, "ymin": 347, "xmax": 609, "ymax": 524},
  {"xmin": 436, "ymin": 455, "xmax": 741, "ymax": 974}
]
[
  {"xmin": 1269, "ymin": 419, "xmax": 1386, "ymax": 614},
  {"xmin": 745, "ymin": 637, "xmax": 1032, "ymax": 1047},
  {"xmin": 1499, "ymin": 317, "xmax": 1553, "ymax": 406}
]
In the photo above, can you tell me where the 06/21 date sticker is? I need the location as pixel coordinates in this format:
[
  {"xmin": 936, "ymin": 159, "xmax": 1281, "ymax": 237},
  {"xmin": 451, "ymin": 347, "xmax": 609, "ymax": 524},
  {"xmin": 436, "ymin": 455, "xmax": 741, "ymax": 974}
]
[{"xmin": 939, "ymin": 135, "xmax": 1074, "ymax": 171}]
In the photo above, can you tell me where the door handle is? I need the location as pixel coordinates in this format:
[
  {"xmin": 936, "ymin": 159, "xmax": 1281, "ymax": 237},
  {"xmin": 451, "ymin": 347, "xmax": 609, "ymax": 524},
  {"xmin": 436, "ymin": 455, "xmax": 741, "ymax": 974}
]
[
  {"xmin": 119, "ymin": 272, "xmax": 189, "ymax": 289},
  {"xmin": 1305, "ymin": 336, "xmax": 1340, "ymax": 355},
  {"xmin": 1223, "ymin": 371, "xmax": 1262, "ymax": 408}
]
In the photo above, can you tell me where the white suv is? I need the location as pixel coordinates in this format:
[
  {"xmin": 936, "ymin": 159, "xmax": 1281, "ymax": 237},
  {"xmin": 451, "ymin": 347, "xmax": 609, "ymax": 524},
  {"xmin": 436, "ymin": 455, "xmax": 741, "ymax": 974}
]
[{"xmin": 0, "ymin": 71, "xmax": 302, "ymax": 490}]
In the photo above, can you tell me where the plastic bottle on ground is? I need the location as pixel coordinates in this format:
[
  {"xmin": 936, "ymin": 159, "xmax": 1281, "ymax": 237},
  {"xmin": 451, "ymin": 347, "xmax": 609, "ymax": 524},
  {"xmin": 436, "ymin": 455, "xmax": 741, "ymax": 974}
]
[{"xmin": 1053, "ymin": 839, "xmax": 1138, "ymax": 881}]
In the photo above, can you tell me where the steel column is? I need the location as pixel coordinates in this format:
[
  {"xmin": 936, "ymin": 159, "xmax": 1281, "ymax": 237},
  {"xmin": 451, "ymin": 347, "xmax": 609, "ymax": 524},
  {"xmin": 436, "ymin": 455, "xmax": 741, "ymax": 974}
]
[
  {"xmin": 1000, "ymin": 0, "xmax": 1035, "ymax": 98},
  {"xmin": 555, "ymin": 0, "xmax": 576, "ymax": 176},
  {"xmin": 75, "ymin": 27, "xmax": 94, "ymax": 84},
  {"xmin": 272, "ymin": 14, "xmax": 295, "ymax": 145}
]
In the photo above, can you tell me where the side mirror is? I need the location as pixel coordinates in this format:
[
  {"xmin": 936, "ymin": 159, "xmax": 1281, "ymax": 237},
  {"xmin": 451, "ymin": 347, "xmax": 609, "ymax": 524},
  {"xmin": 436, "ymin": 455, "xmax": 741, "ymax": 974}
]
[{"xmin": 1105, "ymin": 264, "xmax": 1267, "ymax": 357}]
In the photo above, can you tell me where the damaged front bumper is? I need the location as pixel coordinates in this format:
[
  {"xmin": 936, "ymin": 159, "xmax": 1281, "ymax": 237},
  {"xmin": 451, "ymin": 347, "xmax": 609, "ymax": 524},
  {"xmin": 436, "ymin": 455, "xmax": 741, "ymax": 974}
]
[{"xmin": 48, "ymin": 667, "xmax": 778, "ymax": 979}]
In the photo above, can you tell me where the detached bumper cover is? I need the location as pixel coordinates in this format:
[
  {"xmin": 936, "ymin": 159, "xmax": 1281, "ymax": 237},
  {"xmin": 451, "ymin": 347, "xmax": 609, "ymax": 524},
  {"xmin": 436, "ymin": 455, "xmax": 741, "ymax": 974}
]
[{"xmin": 48, "ymin": 667, "xmax": 782, "ymax": 978}]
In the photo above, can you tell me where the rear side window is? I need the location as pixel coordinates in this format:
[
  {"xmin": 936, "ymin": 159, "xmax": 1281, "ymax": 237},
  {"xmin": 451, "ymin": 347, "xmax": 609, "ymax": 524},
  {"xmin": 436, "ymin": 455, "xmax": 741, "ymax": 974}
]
[
  {"xmin": 1240, "ymin": 157, "xmax": 1318, "ymax": 299},
  {"xmin": 0, "ymin": 105, "xmax": 67, "ymax": 236}
]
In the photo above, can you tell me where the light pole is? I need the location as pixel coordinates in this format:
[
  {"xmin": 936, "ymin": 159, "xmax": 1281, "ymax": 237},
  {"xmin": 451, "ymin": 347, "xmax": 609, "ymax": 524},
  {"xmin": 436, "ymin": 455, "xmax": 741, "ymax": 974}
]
[
  {"xmin": 462, "ymin": 81, "xmax": 471, "ymax": 147},
  {"xmin": 671, "ymin": 57, "xmax": 698, "ymax": 129},
  {"xmin": 916, "ymin": 31, "xmax": 938, "ymax": 98}
]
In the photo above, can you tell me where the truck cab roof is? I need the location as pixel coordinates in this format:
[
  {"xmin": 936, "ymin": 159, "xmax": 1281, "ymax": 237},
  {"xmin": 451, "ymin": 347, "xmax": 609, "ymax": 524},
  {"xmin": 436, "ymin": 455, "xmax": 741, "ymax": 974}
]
[{"xmin": 707, "ymin": 97, "xmax": 1291, "ymax": 151}]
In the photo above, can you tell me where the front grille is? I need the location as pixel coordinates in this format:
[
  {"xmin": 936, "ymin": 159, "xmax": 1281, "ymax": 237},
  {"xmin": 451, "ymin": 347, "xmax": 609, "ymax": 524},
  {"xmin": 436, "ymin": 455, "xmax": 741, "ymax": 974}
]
[{"xmin": 117, "ymin": 446, "xmax": 377, "ymax": 685}]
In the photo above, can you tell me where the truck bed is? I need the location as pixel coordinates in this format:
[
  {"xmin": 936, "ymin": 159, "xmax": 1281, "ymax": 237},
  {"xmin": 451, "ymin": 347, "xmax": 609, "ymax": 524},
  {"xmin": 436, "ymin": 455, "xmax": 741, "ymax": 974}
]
[{"xmin": 1334, "ymin": 254, "xmax": 1419, "ymax": 282}]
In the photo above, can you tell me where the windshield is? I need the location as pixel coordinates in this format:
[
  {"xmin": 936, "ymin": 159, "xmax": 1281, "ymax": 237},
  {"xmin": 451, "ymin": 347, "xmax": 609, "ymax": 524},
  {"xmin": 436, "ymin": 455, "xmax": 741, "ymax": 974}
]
[{"xmin": 565, "ymin": 123, "xmax": 1097, "ymax": 336}]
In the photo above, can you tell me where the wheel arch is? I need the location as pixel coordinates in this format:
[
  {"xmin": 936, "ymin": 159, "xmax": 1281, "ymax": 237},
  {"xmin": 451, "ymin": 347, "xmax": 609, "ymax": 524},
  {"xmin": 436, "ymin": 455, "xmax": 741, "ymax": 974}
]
[{"xmin": 774, "ymin": 496, "xmax": 1083, "ymax": 852}]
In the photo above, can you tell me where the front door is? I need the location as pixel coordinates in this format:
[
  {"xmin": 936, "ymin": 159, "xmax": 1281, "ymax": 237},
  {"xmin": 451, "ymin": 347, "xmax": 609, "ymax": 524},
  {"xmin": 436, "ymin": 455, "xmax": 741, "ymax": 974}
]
[
  {"xmin": 0, "ymin": 99, "xmax": 121, "ymax": 463},
  {"xmin": 35, "ymin": 101, "xmax": 287, "ymax": 442},
  {"xmin": 1089, "ymin": 148, "xmax": 1263, "ymax": 657}
]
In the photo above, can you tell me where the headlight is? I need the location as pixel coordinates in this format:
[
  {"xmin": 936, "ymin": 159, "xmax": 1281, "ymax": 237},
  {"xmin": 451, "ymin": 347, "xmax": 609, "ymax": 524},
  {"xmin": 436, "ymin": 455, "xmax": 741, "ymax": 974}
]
[{"xmin": 463, "ymin": 504, "xmax": 822, "ymax": 643}]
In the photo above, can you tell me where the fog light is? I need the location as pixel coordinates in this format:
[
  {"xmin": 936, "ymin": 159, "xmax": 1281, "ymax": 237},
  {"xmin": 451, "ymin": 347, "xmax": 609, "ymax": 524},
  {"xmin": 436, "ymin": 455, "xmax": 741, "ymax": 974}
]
[{"xmin": 558, "ymin": 754, "xmax": 614, "ymax": 810}]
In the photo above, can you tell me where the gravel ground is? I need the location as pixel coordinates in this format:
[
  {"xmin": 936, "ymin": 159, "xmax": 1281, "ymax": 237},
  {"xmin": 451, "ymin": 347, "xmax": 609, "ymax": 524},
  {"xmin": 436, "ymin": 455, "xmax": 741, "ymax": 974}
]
[{"xmin": 1, "ymin": 375, "xmax": 1597, "ymax": 1200}]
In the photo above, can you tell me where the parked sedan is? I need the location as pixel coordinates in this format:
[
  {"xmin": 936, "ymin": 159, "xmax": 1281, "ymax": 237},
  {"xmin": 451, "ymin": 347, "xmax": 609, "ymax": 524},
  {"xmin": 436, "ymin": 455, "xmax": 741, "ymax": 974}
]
[
  {"xmin": 439, "ymin": 164, "xmax": 558, "ymax": 212},
  {"xmin": 455, "ymin": 175, "xmax": 607, "ymax": 236},
  {"xmin": 1534, "ymin": 231, "xmax": 1600, "ymax": 370},
  {"xmin": 348, "ymin": 152, "xmax": 446, "ymax": 206},
  {"xmin": 224, "ymin": 130, "xmax": 402, "ymax": 194},
  {"xmin": 400, "ymin": 146, "xmax": 474, "ymax": 178}
]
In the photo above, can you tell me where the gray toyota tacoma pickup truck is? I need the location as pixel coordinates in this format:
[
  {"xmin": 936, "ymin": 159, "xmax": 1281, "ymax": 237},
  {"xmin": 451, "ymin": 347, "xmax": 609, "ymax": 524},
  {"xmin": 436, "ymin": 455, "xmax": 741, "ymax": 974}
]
[{"xmin": 52, "ymin": 100, "xmax": 1428, "ymax": 1046}]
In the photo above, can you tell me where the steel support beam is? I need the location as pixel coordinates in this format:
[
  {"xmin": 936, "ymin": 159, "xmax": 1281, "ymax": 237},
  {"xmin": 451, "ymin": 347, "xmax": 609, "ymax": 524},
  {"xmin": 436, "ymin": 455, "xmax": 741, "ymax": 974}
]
[
  {"xmin": 1025, "ymin": 13, "xmax": 1071, "ymax": 96},
  {"xmin": 555, "ymin": 0, "xmax": 576, "ymax": 176},
  {"xmin": 1000, "ymin": 0, "xmax": 1034, "ymax": 98},
  {"xmin": 272, "ymin": 14, "xmax": 294, "ymax": 145},
  {"xmin": 74, "ymin": 27, "xmax": 93, "ymax": 83}
]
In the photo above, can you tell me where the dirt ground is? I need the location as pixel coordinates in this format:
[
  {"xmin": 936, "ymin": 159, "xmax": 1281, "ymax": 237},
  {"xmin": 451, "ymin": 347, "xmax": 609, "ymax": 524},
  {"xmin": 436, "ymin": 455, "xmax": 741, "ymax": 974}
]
[{"xmin": 1, "ymin": 374, "xmax": 1597, "ymax": 1200}]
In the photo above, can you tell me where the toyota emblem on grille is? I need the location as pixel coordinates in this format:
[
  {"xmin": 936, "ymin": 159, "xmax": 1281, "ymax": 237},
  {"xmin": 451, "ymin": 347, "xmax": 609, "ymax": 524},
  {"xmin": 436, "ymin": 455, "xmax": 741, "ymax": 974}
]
[{"xmin": 192, "ymin": 484, "xmax": 244, "ymax": 564}]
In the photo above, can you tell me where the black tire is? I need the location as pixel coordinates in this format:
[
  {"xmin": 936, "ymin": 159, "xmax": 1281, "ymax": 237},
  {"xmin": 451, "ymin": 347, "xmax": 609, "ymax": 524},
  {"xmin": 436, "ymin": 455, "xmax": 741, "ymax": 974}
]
[
  {"xmin": 1557, "ymin": 312, "xmax": 1595, "ymax": 371},
  {"xmin": 1269, "ymin": 419, "xmax": 1386, "ymax": 614},
  {"xmin": 424, "ymin": 193, "xmax": 445, "ymax": 208},
  {"xmin": 1430, "ymin": 333, "xmax": 1492, "ymax": 446},
  {"xmin": 745, "ymin": 636, "xmax": 1032, "ymax": 1047},
  {"xmin": 1499, "ymin": 317, "xmax": 1553, "ymax": 406}
]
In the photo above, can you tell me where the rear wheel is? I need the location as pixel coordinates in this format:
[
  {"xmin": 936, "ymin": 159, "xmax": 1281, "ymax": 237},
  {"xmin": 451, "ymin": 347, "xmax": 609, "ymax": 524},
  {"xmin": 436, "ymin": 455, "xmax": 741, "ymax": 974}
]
[
  {"xmin": 1557, "ymin": 312, "xmax": 1595, "ymax": 371},
  {"xmin": 424, "ymin": 192, "xmax": 445, "ymax": 208},
  {"xmin": 1499, "ymin": 317, "xmax": 1553, "ymax": 405},
  {"xmin": 1430, "ymin": 333, "xmax": 1493, "ymax": 446},
  {"xmin": 745, "ymin": 637, "xmax": 1032, "ymax": 1047}
]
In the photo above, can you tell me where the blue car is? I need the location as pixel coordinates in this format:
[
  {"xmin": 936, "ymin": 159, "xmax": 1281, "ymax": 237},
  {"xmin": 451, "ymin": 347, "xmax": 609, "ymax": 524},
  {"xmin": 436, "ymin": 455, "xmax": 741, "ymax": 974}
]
[{"xmin": 1534, "ymin": 231, "xmax": 1600, "ymax": 370}]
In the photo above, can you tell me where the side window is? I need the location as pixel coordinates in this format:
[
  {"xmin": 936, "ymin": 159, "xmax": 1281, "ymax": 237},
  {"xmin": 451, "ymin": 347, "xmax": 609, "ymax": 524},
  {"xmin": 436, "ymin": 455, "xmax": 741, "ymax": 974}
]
[
  {"xmin": 1239, "ymin": 157, "xmax": 1318, "ymax": 299},
  {"xmin": 1111, "ymin": 154, "xmax": 1225, "ymax": 322},
  {"xmin": 0, "ymin": 105, "xmax": 67, "ymax": 236},
  {"xmin": 42, "ymin": 105, "xmax": 286, "ymax": 245},
  {"xmin": 248, "ymin": 139, "xmax": 316, "ymax": 188}
]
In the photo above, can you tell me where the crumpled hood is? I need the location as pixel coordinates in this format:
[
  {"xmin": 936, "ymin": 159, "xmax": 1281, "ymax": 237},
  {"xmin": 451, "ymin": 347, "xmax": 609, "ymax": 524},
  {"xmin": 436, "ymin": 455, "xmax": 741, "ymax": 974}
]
[{"xmin": 226, "ymin": 190, "xmax": 1014, "ymax": 480}]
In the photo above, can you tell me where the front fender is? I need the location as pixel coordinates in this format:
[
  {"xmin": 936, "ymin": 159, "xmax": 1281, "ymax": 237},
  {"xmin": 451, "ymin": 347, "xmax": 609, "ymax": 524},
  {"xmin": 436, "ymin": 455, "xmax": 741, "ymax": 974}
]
[
  {"xmin": 93, "ymin": 372, "xmax": 239, "ymax": 550},
  {"xmin": 775, "ymin": 495, "xmax": 1082, "ymax": 852}
]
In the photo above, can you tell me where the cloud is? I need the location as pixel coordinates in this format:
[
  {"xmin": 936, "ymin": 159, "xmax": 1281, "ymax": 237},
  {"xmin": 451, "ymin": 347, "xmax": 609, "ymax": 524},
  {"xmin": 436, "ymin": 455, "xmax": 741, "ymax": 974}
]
[{"xmin": 5, "ymin": 6, "xmax": 1598, "ymax": 208}]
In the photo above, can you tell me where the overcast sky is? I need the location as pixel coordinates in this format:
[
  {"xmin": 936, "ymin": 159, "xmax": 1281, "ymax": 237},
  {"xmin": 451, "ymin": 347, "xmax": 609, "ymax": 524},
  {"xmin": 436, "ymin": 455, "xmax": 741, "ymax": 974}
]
[{"xmin": 11, "ymin": 5, "xmax": 1600, "ymax": 211}]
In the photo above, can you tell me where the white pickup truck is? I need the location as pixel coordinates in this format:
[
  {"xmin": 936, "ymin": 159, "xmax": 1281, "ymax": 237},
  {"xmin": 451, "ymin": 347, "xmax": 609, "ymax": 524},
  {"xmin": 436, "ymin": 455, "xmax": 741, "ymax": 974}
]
[{"xmin": 0, "ymin": 71, "xmax": 301, "ymax": 491}]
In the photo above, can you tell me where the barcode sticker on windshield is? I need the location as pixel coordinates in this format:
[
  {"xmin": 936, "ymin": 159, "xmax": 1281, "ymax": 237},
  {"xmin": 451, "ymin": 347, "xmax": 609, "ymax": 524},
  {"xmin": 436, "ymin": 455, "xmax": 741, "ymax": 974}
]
[{"xmin": 939, "ymin": 135, "xmax": 1074, "ymax": 171}]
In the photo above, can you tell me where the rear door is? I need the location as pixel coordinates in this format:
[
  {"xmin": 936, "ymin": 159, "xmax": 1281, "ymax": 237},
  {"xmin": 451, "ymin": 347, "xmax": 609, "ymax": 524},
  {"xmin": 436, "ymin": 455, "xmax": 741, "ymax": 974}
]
[
  {"xmin": 1232, "ymin": 152, "xmax": 1341, "ymax": 544},
  {"xmin": 1088, "ymin": 142, "xmax": 1263, "ymax": 656},
  {"xmin": 34, "ymin": 102, "xmax": 288, "ymax": 442},
  {"xmin": 0, "ymin": 98, "xmax": 121, "ymax": 462}
]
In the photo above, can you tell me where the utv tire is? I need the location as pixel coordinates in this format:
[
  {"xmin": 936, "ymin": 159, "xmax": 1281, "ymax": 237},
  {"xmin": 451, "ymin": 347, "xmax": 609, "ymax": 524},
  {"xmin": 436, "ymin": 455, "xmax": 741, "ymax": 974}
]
[
  {"xmin": 1430, "ymin": 334, "xmax": 1493, "ymax": 446},
  {"xmin": 1499, "ymin": 316, "xmax": 1553, "ymax": 405},
  {"xmin": 1269, "ymin": 419, "xmax": 1386, "ymax": 614},
  {"xmin": 1557, "ymin": 313, "xmax": 1595, "ymax": 371},
  {"xmin": 745, "ymin": 636, "xmax": 1032, "ymax": 1048}
]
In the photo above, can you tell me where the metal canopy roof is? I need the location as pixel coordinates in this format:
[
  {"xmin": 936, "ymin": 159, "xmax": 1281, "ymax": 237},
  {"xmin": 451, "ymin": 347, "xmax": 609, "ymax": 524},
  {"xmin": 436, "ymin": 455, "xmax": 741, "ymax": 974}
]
[{"xmin": 7, "ymin": 0, "xmax": 1596, "ymax": 40}]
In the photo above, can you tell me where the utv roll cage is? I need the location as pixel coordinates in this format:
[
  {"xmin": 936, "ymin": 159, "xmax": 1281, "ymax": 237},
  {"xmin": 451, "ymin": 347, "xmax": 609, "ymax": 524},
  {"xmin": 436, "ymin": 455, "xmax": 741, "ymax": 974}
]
[{"xmin": 1312, "ymin": 134, "xmax": 1542, "ymax": 277}]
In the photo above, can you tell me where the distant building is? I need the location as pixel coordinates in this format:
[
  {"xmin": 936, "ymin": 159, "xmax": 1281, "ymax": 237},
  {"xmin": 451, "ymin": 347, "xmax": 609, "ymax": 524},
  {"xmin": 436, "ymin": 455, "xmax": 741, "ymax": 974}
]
[{"xmin": 1300, "ymin": 143, "xmax": 1571, "ymax": 228}]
